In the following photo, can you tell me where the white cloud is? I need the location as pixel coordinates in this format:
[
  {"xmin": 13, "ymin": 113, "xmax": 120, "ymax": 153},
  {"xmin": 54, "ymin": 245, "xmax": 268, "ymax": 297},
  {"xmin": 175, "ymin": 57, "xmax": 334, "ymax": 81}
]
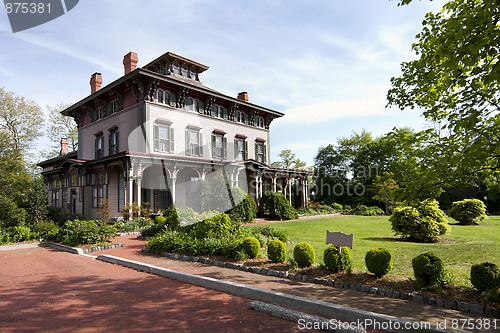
[{"xmin": 278, "ymin": 84, "xmax": 391, "ymax": 125}]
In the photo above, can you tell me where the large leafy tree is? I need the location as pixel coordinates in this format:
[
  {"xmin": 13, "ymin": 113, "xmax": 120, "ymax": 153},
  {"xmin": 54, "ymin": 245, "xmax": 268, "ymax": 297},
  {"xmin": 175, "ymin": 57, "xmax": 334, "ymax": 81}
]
[
  {"xmin": 0, "ymin": 87, "xmax": 44, "ymax": 152},
  {"xmin": 47, "ymin": 102, "xmax": 78, "ymax": 153},
  {"xmin": 388, "ymin": 0, "xmax": 500, "ymax": 187},
  {"xmin": 271, "ymin": 149, "xmax": 307, "ymax": 170}
]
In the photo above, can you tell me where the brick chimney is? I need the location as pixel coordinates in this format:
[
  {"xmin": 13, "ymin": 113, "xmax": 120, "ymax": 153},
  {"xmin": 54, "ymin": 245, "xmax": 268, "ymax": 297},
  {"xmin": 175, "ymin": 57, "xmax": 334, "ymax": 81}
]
[
  {"xmin": 60, "ymin": 138, "xmax": 69, "ymax": 156},
  {"xmin": 237, "ymin": 91, "xmax": 249, "ymax": 102},
  {"xmin": 90, "ymin": 72, "xmax": 102, "ymax": 94},
  {"xmin": 123, "ymin": 51, "xmax": 138, "ymax": 75}
]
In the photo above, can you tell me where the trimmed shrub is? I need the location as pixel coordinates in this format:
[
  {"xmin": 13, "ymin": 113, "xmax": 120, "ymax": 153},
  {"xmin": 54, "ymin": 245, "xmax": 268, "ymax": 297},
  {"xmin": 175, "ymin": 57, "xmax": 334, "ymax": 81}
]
[
  {"xmin": 331, "ymin": 203, "xmax": 343, "ymax": 212},
  {"xmin": 267, "ymin": 239, "xmax": 287, "ymax": 263},
  {"xmin": 262, "ymin": 191, "xmax": 299, "ymax": 220},
  {"xmin": 187, "ymin": 213, "xmax": 236, "ymax": 239},
  {"xmin": 293, "ymin": 242, "xmax": 316, "ymax": 268},
  {"xmin": 230, "ymin": 189, "xmax": 257, "ymax": 223},
  {"xmin": 269, "ymin": 229, "xmax": 289, "ymax": 243},
  {"xmin": 35, "ymin": 221, "xmax": 59, "ymax": 241},
  {"xmin": 470, "ymin": 262, "xmax": 500, "ymax": 293},
  {"xmin": 390, "ymin": 199, "xmax": 449, "ymax": 242},
  {"xmin": 449, "ymin": 199, "xmax": 486, "ymax": 225},
  {"xmin": 155, "ymin": 215, "xmax": 166, "ymax": 225},
  {"xmin": 323, "ymin": 245, "xmax": 352, "ymax": 272},
  {"xmin": 163, "ymin": 206, "xmax": 180, "ymax": 230},
  {"xmin": 412, "ymin": 252, "xmax": 445, "ymax": 286},
  {"xmin": 242, "ymin": 236, "xmax": 260, "ymax": 259},
  {"xmin": 365, "ymin": 248, "xmax": 392, "ymax": 276}
]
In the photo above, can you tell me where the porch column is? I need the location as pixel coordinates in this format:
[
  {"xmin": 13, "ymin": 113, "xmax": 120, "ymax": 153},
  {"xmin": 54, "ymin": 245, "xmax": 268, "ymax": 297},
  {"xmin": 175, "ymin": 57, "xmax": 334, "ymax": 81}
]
[
  {"xmin": 137, "ymin": 176, "xmax": 142, "ymax": 215},
  {"xmin": 301, "ymin": 177, "xmax": 307, "ymax": 208},
  {"xmin": 171, "ymin": 176, "xmax": 177, "ymax": 205},
  {"xmin": 259, "ymin": 175, "xmax": 263, "ymax": 199},
  {"xmin": 288, "ymin": 177, "xmax": 293, "ymax": 205},
  {"xmin": 272, "ymin": 175, "xmax": 277, "ymax": 193},
  {"xmin": 128, "ymin": 176, "xmax": 134, "ymax": 218},
  {"xmin": 254, "ymin": 174, "xmax": 260, "ymax": 201}
]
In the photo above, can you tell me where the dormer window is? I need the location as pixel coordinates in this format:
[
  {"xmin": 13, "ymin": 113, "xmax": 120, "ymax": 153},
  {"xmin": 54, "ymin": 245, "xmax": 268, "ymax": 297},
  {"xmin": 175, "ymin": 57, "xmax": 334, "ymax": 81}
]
[
  {"xmin": 181, "ymin": 65, "xmax": 189, "ymax": 77},
  {"xmin": 172, "ymin": 62, "xmax": 180, "ymax": 75},
  {"xmin": 189, "ymin": 68, "xmax": 197, "ymax": 79}
]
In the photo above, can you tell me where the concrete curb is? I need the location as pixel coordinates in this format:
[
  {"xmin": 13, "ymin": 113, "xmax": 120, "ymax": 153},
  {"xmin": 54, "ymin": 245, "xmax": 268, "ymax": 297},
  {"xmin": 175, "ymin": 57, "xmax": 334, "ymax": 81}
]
[
  {"xmin": 40, "ymin": 242, "xmax": 84, "ymax": 255},
  {"xmin": 250, "ymin": 301, "xmax": 366, "ymax": 333},
  {"xmin": 97, "ymin": 254, "xmax": 461, "ymax": 333}
]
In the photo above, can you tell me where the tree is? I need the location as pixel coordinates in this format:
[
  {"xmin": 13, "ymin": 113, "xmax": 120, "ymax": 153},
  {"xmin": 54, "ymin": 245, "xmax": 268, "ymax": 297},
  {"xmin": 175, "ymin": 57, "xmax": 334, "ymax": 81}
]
[
  {"xmin": 47, "ymin": 102, "xmax": 78, "ymax": 152},
  {"xmin": 372, "ymin": 172, "xmax": 399, "ymax": 214},
  {"xmin": 0, "ymin": 87, "xmax": 44, "ymax": 152},
  {"xmin": 271, "ymin": 149, "xmax": 307, "ymax": 169},
  {"xmin": 388, "ymin": 0, "xmax": 500, "ymax": 187}
]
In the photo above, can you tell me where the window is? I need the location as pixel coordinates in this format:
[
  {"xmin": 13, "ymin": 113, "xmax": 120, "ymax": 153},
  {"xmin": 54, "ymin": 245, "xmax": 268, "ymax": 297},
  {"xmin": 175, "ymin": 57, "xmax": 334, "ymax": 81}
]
[
  {"xmin": 153, "ymin": 121, "xmax": 174, "ymax": 153},
  {"xmin": 157, "ymin": 89, "xmax": 164, "ymax": 103},
  {"xmin": 255, "ymin": 141, "xmax": 267, "ymax": 164},
  {"xmin": 156, "ymin": 89, "xmax": 171, "ymax": 105},
  {"xmin": 256, "ymin": 116, "xmax": 265, "ymax": 128},
  {"xmin": 212, "ymin": 105, "xmax": 225, "ymax": 119},
  {"xmin": 194, "ymin": 99, "xmax": 200, "ymax": 112},
  {"xmin": 185, "ymin": 128, "xmax": 203, "ymax": 156},
  {"xmin": 92, "ymin": 186, "xmax": 104, "ymax": 208},
  {"xmin": 71, "ymin": 175, "xmax": 78, "ymax": 187},
  {"xmin": 186, "ymin": 97, "xmax": 193, "ymax": 110},
  {"xmin": 109, "ymin": 129, "xmax": 119, "ymax": 155},
  {"xmin": 211, "ymin": 133, "xmax": 227, "ymax": 159},
  {"xmin": 236, "ymin": 111, "xmax": 247, "ymax": 124},
  {"xmin": 181, "ymin": 65, "xmax": 189, "ymax": 77},
  {"xmin": 108, "ymin": 100, "xmax": 118, "ymax": 114},
  {"xmin": 95, "ymin": 134, "xmax": 104, "ymax": 158},
  {"xmin": 234, "ymin": 137, "xmax": 247, "ymax": 160},
  {"xmin": 172, "ymin": 62, "xmax": 180, "ymax": 75},
  {"xmin": 51, "ymin": 191, "xmax": 60, "ymax": 207}
]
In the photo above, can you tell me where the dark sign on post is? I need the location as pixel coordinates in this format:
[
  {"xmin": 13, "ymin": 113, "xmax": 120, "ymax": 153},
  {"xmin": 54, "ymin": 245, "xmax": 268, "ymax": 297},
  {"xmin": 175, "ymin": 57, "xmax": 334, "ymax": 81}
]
[{"xmin": 326, "ymin": 230, "xmax": 353, "ymax": 249}]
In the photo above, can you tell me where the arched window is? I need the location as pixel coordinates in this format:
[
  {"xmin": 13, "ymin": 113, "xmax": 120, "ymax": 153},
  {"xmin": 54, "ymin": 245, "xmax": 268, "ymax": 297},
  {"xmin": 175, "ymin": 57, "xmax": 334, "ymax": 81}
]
[
  {"xmin": 256, "ymin": 116, "xmax": 265, "ymax": 128},
  {"xmin": 157, "ymin": 90, "xmax": 164, "ymax": 104},
  {"xmin": 186, "ymin": 97, "xmax": 194, "ymax": 110},
  {"xmin": 164, "ymin": 91, "xmax": 170, "ymax": 105},
  {"xmin": 172, "ymin": 62, "xmax": 180, "ymax": 75},
  {"xmin": 194, "ymin": 99, "xmax": 200, "ymax": 112},
  {"xmin": 236, "ymin": 111, "xmax": 246, "ymax": 124},
  {"xmin": 181, "ymin": 65, "xmax": 189, "ymax": 77}
]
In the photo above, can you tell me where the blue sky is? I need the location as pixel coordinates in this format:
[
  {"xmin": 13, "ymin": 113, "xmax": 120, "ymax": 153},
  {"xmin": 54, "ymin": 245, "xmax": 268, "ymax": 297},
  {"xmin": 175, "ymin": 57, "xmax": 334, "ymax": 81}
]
[{"xmin": 0, "ymin": 0, "xmax": 443, "ymax": 165}]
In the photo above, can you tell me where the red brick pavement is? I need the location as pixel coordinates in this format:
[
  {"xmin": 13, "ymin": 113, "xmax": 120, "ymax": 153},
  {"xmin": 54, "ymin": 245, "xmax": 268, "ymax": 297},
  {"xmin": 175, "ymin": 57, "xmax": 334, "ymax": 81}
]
[{"xmin": 0, "ymin": 246, "xmax": 319, "ymax": 333}]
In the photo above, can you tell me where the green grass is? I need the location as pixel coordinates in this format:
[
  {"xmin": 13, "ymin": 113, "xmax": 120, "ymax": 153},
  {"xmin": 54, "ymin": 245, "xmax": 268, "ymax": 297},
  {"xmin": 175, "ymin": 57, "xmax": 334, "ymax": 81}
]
[{"xmin": 256, "ymin": 216, "xmax": 500, "ymax": 288}]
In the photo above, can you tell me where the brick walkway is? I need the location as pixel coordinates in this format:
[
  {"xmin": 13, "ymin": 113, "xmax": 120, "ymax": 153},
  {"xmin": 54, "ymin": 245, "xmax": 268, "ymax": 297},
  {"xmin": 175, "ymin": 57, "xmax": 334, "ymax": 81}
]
[
  {"xmin": 97, "ymin": 235, "xmax": 496, "ymax": 332},
  {"xmin": 0, "ymin": 245, "xmax": 317, "ymax": 333}
]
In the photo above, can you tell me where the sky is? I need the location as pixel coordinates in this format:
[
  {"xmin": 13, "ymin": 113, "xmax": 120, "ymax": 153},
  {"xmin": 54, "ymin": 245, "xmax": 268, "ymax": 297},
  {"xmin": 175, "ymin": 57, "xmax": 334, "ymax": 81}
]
[{"xmin": 0, "ymin": 0, "xmax": 444, "ymax": 166}]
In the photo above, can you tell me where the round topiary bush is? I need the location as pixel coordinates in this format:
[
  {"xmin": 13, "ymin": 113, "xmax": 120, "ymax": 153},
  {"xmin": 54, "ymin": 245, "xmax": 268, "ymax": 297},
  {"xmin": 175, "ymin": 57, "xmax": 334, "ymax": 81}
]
[
  {"xmin": 267, "ymin": 239, "xmax": 287, "ymax": 263},
  {"xmin": 242, "ymin": 236, "xmax": 260, "ymax": 259},
  {"xmin": 323, "ymin": 245, "xmax": 352, "ymax": 272},
  {"xmin": 262, "ymin": 191, "xmax": 299, "ymax": 220},
  {"xmin": 412, "ymin": 252, "xmax": 445, "ymax": 286},
  {"xmin": 365, "ymin": 248, "xmax": 393, "ymax": 276},
  {"xmin": 293, "ymin": 242, "xmax": 316, "ymax": 267},
  {"xmin": 449, "ymin": 199, "xmax": 487, "ymax": 225},
  {"xmin": 470, "ymin": 262, "xmax": 500, "ymax": 293}
]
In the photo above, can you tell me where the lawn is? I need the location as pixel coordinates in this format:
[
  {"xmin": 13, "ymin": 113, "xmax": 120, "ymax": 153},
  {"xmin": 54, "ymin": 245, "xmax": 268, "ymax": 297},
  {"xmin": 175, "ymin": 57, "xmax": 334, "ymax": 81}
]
[{"xmin": 263, "ymin": 215, "xmax": 500, "ymax": 288}]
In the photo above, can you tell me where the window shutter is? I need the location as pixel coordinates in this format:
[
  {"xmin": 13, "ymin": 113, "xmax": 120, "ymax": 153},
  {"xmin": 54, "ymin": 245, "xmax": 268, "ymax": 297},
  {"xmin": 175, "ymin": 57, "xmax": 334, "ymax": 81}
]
[
  {"xmin": 244, "ymin": 141, "xmax": 248, "ymax": 160},
  {"xmin": 169, "ymin": 127, "xmax": 175, "ymax": 153},
  {"xmin": 116, "ymin": 131, "xmax": 119, "ymax": 153},
  {"xmin": 95, "ymin": 138, "xmax": 99, "ymax": 158},
  {"xmin": 185, "ymin": 129, "xmax": 189, "ymax": 155},
  {"xmin": 223, "ymin": 137, "xmax": 227, "ymax": 160},
  {"xmin": 234, "ymin": 139, "xmax": 238, "ymax": 159},
  {"xmin": 255, "ymin": 143, "xmax": 258, "ymax": 160},
  {"xmin": 199, "ymin": 132, "xmax": 204, "ymax": 156},
  {"xmin": 263, "ymin": 144, "xmax": 267, "ymax": 164},
  {"xmin": 211, "ymin": 134, "xmax": 216, "ymax": 158},
  {"xmin": 108, "ymin": 134, "xmax": 112, "ymax": 155},
  {"xmin": 153, "ymin": 122, "xmax": 160, "ymax": 151}
]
